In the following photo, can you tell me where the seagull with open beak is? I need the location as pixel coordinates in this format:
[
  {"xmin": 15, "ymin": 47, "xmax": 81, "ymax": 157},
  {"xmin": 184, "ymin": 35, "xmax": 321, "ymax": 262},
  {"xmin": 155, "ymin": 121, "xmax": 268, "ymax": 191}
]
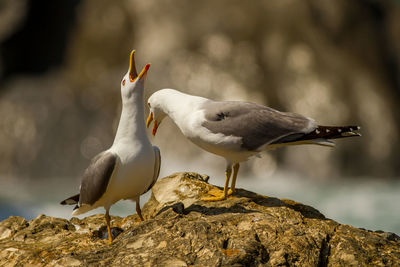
[{"xmin": 61, "ymin": 50, "xmax": 161, "ymax": 244}]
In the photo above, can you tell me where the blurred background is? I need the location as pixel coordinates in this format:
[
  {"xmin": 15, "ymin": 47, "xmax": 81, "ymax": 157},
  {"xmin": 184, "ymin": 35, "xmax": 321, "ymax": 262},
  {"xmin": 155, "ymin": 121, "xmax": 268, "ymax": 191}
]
[{"xmin": 1, "ymin": 0, "xmax": 399, "ymax": 233}]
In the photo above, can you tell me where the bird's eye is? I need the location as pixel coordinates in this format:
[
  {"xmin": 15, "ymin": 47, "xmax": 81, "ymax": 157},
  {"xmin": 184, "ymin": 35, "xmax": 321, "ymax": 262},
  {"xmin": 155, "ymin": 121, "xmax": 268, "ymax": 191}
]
[
  {"xmin": 122, "ymin": 79, "xmax": 126, "ymax": 86},
  {"xmin": 147, "ymin": 103, "xmax": 151, "ymax": 107}
]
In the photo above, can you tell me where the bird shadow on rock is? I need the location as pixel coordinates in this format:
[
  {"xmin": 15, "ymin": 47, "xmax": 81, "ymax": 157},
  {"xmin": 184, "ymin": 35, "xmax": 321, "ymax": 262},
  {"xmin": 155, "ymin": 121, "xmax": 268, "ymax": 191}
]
[
  {"xmin": 250, "ymin": 195, "xmax": 326, "ymax": 220},
  {"xmin": 156, "ymin": 202, "xmax": 258, "ymax": 217},
  {"xmin": 234, "ymin": 188, "xmax": 326, "ymax": 220},
  {"xmin": 184, "ymin": 203, "xmax": 259, "ymax": 216},
  {"xmin": 155, "ymin": 188, "xmax": 326, "ymax": 220}
]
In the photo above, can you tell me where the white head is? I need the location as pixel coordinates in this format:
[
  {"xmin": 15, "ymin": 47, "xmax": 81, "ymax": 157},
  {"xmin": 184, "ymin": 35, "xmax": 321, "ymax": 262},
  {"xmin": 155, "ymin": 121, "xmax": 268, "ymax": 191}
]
[
  {"xmin": 120, "ymin": 50, "xmax": 150, "ymax": 100},
  {"xmin": 146, "ymin": 90, "xmax": 168, "ymax": 136}
]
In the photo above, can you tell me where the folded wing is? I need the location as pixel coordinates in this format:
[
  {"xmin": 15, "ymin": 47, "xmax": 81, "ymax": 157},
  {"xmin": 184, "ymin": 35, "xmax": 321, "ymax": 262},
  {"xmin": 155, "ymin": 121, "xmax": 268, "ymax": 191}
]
[
  {"xmin": 60, "ymin": 151, "xmax": 118, "ymax": 210},
  {"xmin": 202, "ymin": 101, "xmax": 316, "ymax": 151}
]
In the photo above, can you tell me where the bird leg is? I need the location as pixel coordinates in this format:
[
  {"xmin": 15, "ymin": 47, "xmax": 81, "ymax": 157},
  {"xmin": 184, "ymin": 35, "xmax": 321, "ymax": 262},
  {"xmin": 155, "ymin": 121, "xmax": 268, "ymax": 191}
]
[
  {"xmin": 202, "ymin": 166, "xmax": 232, "ymax": 201},
  {"xmin": 228, "ymin": 163, "xmax": 240, "ymax": 196},
  {"xmin": 136, "ymin": 198, "xmax": 144, "ymax": 221},
  {"xmin": 105, "ymin": 210, "xmax": 113, "ymax": 244}
]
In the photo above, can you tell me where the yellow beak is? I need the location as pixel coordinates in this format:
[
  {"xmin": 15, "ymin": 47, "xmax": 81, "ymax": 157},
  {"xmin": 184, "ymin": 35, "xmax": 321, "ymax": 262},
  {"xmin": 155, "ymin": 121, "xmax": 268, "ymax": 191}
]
[
  {"xmin": 146, "ymin": 112, "xmax": 153, "ymax": 128},
  {"xmin": 129, "ymin": 50, "xmax": 151, "ymax": 82},
  {"xmin": 146, "ymin": 112, "xmax": 159, "ymax": 136},
  {"xmin": 138, "ymin": 63, "xmax": 151, "ymax": 80},
  {"xmin": 128, "ymin": 50, "xmax": 138, "ymax": 82}
]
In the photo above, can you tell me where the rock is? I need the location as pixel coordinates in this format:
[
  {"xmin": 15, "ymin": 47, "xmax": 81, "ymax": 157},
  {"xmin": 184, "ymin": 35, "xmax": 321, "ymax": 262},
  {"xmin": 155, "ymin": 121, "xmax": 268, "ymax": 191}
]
[
  {"xmin": 0, "ymin": 172, "xmax": 399, "ymax": 266},
  {"xmin": 0, "ymin": 216, "xmax": 28, "ymax": 240}
]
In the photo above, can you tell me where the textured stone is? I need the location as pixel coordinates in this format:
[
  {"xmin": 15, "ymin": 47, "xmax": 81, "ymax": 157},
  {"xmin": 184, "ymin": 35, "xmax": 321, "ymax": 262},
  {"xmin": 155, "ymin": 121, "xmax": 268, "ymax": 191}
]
[{"xmin": 0, "ymin": 172, "xmax": 399, "ymax": 266}]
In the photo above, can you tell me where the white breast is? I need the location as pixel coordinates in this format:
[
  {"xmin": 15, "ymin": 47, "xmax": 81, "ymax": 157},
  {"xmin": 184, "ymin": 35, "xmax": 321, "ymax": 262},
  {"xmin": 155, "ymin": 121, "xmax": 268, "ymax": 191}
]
[{"xmin": 101, "ymin": 143, "xmax": 155, "ymax": 207}]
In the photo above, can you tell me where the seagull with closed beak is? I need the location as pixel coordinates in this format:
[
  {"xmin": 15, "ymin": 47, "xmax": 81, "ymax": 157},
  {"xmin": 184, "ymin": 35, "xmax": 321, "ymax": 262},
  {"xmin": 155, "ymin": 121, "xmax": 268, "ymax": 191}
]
[
  {"xmin": 61, "ymin": 51, "xmax": 161, "ymax": 244},
  {"xmin": 146, "ymin": 89, "xmax": 360, "ymax": 201}
]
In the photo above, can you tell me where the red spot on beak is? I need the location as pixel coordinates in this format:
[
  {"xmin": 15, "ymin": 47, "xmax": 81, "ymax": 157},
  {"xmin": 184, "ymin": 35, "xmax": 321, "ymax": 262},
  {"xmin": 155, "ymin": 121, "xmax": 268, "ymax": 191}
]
[{"xmin": 152, "ymin": 121, "xmax": 158, "ymax": 136}]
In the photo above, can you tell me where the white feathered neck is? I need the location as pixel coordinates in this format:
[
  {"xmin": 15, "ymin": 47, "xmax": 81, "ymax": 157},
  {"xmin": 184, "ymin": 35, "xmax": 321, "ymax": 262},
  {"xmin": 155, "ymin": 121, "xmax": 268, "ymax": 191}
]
[{"xmin": 113, "ymin": 82, "xmax": 149, "ymax": 145}]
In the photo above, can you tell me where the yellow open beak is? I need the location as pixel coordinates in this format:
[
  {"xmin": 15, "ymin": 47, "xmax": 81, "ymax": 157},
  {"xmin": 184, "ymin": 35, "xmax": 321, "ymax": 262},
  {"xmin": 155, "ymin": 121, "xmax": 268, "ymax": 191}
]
[
  {"xmin": 129, "ymin": 50, "xmax": 151, "ymax": 82},
  {"xmin": 129, "ymin": 50, "xmax": 138, "ymax": 82}
]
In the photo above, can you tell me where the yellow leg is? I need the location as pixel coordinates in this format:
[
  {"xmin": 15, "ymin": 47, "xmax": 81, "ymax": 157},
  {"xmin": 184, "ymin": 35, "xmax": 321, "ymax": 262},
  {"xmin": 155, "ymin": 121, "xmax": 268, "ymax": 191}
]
[
  {"xmin": 202, "ymin": 167, "xmax": 232, "ymax": 201},
  {"xmin": 228, "ymin": 163, "xmax": 240, "ymax": 196},
  {"xmin": 136, "ymin": 200, "xmax": 144, "ymax": 221},
  {"xmin": 105, "ymin": 210, "xmax": 113, "ymax": 245}
]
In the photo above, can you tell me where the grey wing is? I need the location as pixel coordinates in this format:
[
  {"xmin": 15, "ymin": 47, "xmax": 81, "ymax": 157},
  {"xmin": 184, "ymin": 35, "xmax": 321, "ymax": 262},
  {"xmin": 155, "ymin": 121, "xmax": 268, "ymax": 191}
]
[
  {"xmin": 79, "ymin": 151, "xmax": 118, "ymax": 206},
  {"xmin": 143, "ymin": 146, "xmax": 161, "ymax": 194},
  {"xmin": 201, "ymin": 101, "xmax": 317, "ymax": 151}
]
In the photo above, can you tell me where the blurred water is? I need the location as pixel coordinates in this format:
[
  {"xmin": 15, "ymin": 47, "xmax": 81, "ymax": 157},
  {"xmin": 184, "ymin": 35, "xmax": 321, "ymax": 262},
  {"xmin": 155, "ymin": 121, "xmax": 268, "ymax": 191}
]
[{"xmin": 1, "ymin": 158, "xmax": 399, "ymax": 234}]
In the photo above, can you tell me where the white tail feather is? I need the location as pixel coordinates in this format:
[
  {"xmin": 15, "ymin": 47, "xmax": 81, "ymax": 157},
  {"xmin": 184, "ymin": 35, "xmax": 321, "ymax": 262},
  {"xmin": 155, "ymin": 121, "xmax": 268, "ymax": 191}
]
[{"xmin": 309, "ymin": 138, "xmax": 336, "ymax": 147}]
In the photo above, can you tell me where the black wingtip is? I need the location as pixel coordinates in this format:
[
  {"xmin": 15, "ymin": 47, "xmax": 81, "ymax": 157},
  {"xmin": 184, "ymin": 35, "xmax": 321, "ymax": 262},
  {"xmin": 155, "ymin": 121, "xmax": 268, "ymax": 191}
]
[
  {"xmin": 60, "ymin": 194, "xmax": 80, "ymax": 205},
  {"xmin": 311, "ymin": 125, "xmax": 361, "ymax": 140}
]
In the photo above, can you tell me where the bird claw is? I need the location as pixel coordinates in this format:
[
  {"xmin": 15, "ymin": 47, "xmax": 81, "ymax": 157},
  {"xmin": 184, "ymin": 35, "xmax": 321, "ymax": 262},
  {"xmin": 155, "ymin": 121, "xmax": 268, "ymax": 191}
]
[
  {"xmin": 201, "ymin": 195, "xmax": 227, "ymax": 201},
  {"xmin": 201, "ymin": 187, "xmax": 234, "ymax": 201},
  {"xmin": 205, "ymin": 187, "xmax": 224, "ymax": 196},
  {"xmin": 227, "ymin": 188, "xmax": 235, "ymax": 196}
]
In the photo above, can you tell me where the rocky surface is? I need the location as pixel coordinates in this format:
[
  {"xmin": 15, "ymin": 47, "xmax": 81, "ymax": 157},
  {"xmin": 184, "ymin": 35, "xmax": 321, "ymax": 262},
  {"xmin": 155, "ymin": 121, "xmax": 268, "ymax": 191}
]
[{"xmin": 1, "ymin": 172, "xmax": 399, "ymax": 266}]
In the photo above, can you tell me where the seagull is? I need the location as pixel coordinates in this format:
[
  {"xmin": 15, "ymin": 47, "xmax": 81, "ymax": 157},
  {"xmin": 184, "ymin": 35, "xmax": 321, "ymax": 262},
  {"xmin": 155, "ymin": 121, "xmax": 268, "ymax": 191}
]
[
  {"xmin": 146, "ymin": 89, "xmax": 360, "ymax": 201},
  {"xmin": 61, "ymin": 50, "xmax": 161, "ymax": 244}
]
